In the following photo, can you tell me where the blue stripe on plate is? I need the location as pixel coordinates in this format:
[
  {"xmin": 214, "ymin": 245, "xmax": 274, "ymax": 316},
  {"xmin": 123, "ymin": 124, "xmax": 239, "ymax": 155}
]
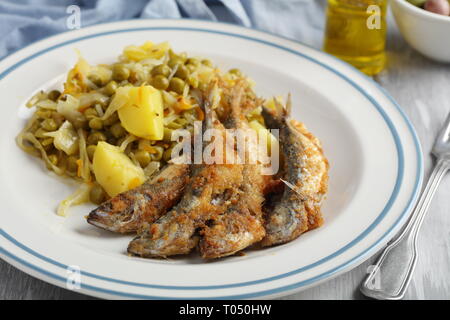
[{"xmin": 0, "ymin": 22, "xmax": 424, "ymax": 299}]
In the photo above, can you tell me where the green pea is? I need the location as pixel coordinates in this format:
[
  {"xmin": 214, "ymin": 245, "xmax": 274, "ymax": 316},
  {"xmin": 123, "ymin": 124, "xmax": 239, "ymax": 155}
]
[
  {"xmin": 41, "ymin": 118, "xmax": 58, "ymax": 131},
  {"xmin": 104, "ymin": 81, "xmax": 118, "ymax": 96},
  {"xmin": 66, "ymin": 156, "xmax": 78, "ymax": 173},
  {"xmin": 41, "ymin": 137, "xmax": 54, "ymax": 147},
  {"xmin": 163, "ymin": 147, "xmax": 174, "ymax": 162},
  {"xmin": 169, "ymin": 77, "xmax": 185, "ymax": 94},
  {"xmin": 201, "ymin": 59, "xmax": 213, "ymax": 67},
  {"xmin": 110, "ymin": 123, "xmax": 126, "ymax": 139},
  {"xmin": 168, "ymin": 49, "xmax": 177, "ymax": 60},
  {"xmin": 178, "ymin": 52, "xmax": 187, "ymax": 62},
  {"xmin": 168, "ymin": 57, "xmax": 184, "ymax": 69},
  {"xmin": 186, "ymin": 58, "xmax": 200, "ymax": 66},
  {"xmin": 163, "ymin": 128, "xmax": 173, "ymax": 142},
  {"xmin": 103, "ymin": 112, "xmax": 119, "ymax": 126},
  {"xmin": 187, "ymin": 75, "xmax": 199, "ymax": 88},
  {"xmin": 112, "ymin": 64, "xmax": 130, "ymax": 81},
  {"xmin": 151, "ymin": 146, "xmax": 164, "ymax": 161},
  {"xmin": 90, "ymin": 185, "xmax": 106, "ymax": 205},
  {"xmin": 88, "ymin": 73, "xmax": 105, "ymax": 87},
  {"xmin": 87, "ymin": 131, "xmax": 107, "ymax": 145},
  {"xmin": 88, "ymin": 118, "xmax": 103, "ymax": 130},
  {"xmin": 48, "ymin": 154, "xmax": 59, "ymax": 166},
  {"xmin": 84, "ymin": 108, "xmax": 98, "ymax": 119},
  {"xmin": 175, "ymin": 65, "xmax": 189, "ymax": 80},
  {"xmin": 229, "ymin": 68, "xmax": 242, "ymax": 76},
  {"xmin": 151, "ymin": 75, "xmax": 169, "ymax": 90},
  {"xmin": 86, "ymin": 145, "xmax": 96, "ymax": 161},
  {"xmin": 186, "ymin": 64, "xmax": 197, "ymax": 73},
  {"xmin": 198, "ymin": 82, "xmax": 209, "ymax": 92},
  {"xmin": 36, "ymin": 109, "xmax": 52, "ymax": 119},
  {"xmin": 151, "ymin": 64, "xmax": 171, "ymax": 77},
  {"xmin": 48, "ymin": 90, "xmax": 61, "ymax": 101},
  {"xmin": 135, "ymin": 150, "xmax": 151, "ymax": 167},
  {"xmin": 72, "ymin": 116, "xmax": 88, "ymax": 130}
]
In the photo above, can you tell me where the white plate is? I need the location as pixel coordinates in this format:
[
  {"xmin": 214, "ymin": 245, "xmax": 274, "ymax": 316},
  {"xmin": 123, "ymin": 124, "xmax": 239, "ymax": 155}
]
[{"xmin": 0, "ymin": 19, "xmax": 423, "ymax": 300}]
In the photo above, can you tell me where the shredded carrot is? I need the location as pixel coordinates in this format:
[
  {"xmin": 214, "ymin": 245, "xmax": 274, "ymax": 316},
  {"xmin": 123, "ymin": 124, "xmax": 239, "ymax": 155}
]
[
  {"xmin": 78, "ymin": 105, "xmax": 90, "ymax": 113},
  {"xmin": 195, "ymin": 107, "xmax": 204, "ymax": 121},
  {"xmin": 173, "ymin": 98, "xmax": 193, "ymax": 114},
  {"xmin": 128, "ymin": 177, "xmax": 142, "ymax": 189},
  {"xmin": 142, "ymin": 145, "xmax": 158, "ymax": 154},
  {"xmin": 76, "ymin": 159, "xmax": 83, "ymax": 177}
]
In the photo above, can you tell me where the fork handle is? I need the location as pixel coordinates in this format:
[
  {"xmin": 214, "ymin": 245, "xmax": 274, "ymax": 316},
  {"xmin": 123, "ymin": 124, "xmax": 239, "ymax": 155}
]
[{"xmin": 360, "ymin": 158, "xmax": 449, "ymax": 300}]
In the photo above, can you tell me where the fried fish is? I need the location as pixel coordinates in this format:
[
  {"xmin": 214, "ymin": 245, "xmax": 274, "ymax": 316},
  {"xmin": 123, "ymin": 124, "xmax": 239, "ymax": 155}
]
[
  {"xmin": 87, "ymin": 163, "xmax": 189, "ymax": 233},
  {"xmin": 128, "ymin": 83, "xmax": 245, "ymax": 257},
  {"xmin": 199, "ymin": 84, "xmax": 266, "ymax": 259},
  {"xmin": 260, "ymin": 96, "xmax": 328, "ymax": 246}
]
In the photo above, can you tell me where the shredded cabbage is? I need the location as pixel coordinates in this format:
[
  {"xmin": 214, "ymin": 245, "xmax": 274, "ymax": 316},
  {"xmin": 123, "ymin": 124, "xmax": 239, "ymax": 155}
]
[
  {"xmin": 144, "ymin": 161, "xmax": 160, "ymax": 177},
  {"xmin": 35, "ymin": 99, "xmax": 57, "ymax": 110},
  {"xmin": 57, "ymin": 183, "xmax": 92, "ymax": 217},
  {"xmin": 78, "ymin": 92, "xmax": 108, "ymax": 110},
  {"xmin": 77, "ymin": 128, "xmax": 91, "ymax": 182},
  {"xmin": 26, "ymin": 91, "xmax": 47, "ymax": 108},
  {"xmin": 119, "ymin": 134, "xmax": 137, "ymax": 152},
  {"xmin": 101, "ymin": 86, "xmax": 130, "ymax": 120},
  {"xmin": 64, "ymin": 52, "xmax": 90, "ymax": 94},
  {"xmin": 21, "ymin": 132, "xmax": 64, "ymax": 175},
  {"xmin": 56, "ymin": 95, "xmax": 84, "ymax": 124},
  {"xmin": 44, "ymin": 121, "xmax": 79, "ymax": 155},
  {"xmin": 16, "ymin": 41, "xmax": 265, "ymax": 216}
]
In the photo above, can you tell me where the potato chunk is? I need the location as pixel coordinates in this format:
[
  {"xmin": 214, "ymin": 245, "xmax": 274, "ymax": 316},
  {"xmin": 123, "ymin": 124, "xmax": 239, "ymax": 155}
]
[
  {"xmin": 93, "ymin": 142, "xmax": 145, "ymax": 197},
  {"xmin": 118, "ymin": 85, "xmax": 164, "ymax": 140}
]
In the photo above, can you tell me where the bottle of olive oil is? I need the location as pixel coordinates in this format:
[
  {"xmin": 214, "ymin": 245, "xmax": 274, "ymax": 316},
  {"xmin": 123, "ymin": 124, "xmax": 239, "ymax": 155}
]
[{"xmin": 323, "ymin": 0, "xmax": 387, "ymax": 76}]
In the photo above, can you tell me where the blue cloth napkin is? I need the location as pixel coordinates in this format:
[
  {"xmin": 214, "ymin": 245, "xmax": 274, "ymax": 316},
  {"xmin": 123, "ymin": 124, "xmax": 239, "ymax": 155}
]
[{"xmin": 0, "ymin": 0, "xmax": 327, "ymax": 60}]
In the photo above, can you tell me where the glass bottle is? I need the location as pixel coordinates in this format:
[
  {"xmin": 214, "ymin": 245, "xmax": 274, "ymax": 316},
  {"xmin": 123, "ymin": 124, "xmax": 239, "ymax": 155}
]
[{"xmin": 323, "ymin": 0, "xmax": 388, "ymax": 76}]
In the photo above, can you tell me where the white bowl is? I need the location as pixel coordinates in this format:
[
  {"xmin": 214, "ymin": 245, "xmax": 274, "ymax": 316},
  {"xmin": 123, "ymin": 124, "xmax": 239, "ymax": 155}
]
[{"xmin": 391, "ymin": 0, "xmax": 450, "ymax": 63}]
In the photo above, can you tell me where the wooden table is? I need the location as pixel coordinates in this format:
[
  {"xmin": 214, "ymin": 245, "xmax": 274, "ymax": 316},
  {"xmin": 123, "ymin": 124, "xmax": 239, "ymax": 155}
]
[{"xmin": 1, "ymin": 20, "xmax": 449, "ymax": 300}]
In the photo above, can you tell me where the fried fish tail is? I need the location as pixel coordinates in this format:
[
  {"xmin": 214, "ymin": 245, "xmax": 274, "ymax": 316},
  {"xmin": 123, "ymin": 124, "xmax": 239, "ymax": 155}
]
[
  {"xmin": 127, "ymin": 210, "xmax": 199, "ymax": 257},
  {"xmin": 199, "ymin": 209, "xmax": 265, "ymax": 259}
]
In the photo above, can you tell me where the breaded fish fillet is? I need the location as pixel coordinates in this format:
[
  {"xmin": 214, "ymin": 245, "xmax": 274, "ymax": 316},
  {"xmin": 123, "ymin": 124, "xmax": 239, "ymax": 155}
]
[{"xmin": 87, "ymin": 163, "xmax": 189, "ymax": 233}]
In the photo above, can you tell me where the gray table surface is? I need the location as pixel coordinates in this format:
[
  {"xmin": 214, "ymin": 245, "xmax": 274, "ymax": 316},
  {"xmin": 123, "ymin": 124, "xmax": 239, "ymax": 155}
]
[{"xmin": 1, "ymin": 20, "xmax": 449, "ymax": 300}]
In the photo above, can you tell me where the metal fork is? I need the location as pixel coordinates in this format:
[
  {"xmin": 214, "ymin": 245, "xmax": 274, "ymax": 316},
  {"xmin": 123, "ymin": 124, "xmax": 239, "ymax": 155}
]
[{"xmin": 360, "ymin": 112, "xmax": 450, "ymax": 300}]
